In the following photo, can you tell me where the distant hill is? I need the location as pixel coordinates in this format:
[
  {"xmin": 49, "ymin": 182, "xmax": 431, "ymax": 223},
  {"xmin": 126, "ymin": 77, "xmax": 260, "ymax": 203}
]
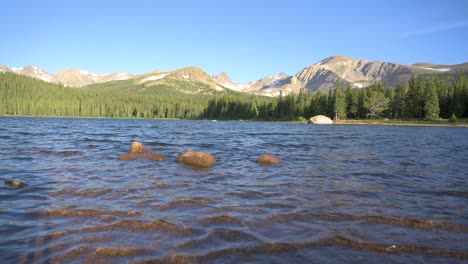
[{"xmin": 1, "ymin": 56, "xmax": 466, "ymax": 95}]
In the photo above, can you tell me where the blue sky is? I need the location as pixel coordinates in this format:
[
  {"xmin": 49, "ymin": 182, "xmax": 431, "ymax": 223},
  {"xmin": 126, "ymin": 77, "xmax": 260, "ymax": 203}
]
[{"xmin": 1, "ymin": 0, "xmax": 467, "ymax": 83}]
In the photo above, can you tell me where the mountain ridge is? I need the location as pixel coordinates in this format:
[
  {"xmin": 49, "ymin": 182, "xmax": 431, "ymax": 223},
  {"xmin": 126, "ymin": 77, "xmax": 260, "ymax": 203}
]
[{"xmin": 1, "ymin": 55, "xmax": 467, "ymax": 95}]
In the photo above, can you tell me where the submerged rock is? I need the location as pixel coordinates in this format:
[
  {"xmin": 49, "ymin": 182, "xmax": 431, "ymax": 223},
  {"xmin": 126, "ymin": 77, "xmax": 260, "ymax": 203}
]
[
  {"xmin": 256, "ymin": 154, "xmax": 282, "ymax": 164},
  {"xmin": 308, "ymin": 115, "xmax": 333, "ymax": 124},
  {"xmin": 118, "ymin": 141, "xmax": 166, "ymax": 161},
  {"xmin": 175, "ymin": 150, "xmax": 216, "ymax": 168},
  {"xmin": 4, "ymin": 179, "xmax": 28, "ymax": 188}
]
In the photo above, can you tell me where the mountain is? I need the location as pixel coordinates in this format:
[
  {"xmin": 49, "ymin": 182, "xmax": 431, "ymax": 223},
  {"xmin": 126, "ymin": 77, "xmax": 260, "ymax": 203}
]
[
  {"xmin": 55, "ymin": 68, "xmax": 133, "ymax": 87},
  {"xmin": 137, "ymin": 66, "xmax": 227, "ymax": 94},
  {"xmin": 0, "ymin": 65, "xmax": 55, "ymax": 83},
  {"xmin": 0, "ymin": 65, "xmax": 133, "ymax": 87},
  {"xmin": 2, "ymin": 56, "xmax": 467, "ymax": 95},
  {"xmin": 234, "ymin": 56, "xmax": 468, "ymax": 96},
  {"xmin": 212, "ymin": 72, "xmax": 249, "ymax": 91}
]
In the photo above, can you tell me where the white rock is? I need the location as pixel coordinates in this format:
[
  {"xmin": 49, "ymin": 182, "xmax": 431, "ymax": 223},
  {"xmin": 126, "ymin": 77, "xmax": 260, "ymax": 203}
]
[{"xmin": 308, "ymin": 115, "xmax": 333, "ymax": 124}]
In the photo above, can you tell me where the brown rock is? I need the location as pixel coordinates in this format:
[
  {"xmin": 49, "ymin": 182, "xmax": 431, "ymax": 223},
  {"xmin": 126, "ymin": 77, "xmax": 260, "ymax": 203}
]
[
  {"xmin": 175, "ymin": 150, "xmax": 216, "ymax": 168},
  {"xmin": 256, "ymin": 154, "xmax": 282, "ymax": 165},
  {"xmin": 128, "ymin": 141, "xmax": 149, "ymax": 154},
  {"xmin": 118, "ymin": 141, "xmax": 166, "ymax": 161},
  {"xmin": 4, "ymin": 179, "xmax": 28, "ymax": 188}
]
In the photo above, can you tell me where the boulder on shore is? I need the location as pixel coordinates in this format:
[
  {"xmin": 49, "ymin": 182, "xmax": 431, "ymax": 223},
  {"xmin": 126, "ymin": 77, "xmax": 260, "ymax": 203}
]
[
  {"xmin": 256, "ymin": 154, "xmax": 282, "ymax": 165},
  {"xmin": 175, "ymin": 150, "xmax": 216, "ymax": 168},
  {"xmin": 118, "ymin": 141, "xmax": 167, "ymax": 161},
  {"xmin": 308, "ymin": 115, "xmax": 333, "ymax": 124}
]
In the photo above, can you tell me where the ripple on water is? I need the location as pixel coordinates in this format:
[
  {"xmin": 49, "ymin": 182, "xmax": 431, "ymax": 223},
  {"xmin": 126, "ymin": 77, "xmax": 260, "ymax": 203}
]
[
  {"xmin": 51, "ymin": 188, "xmax": 114, "ymax": 197},
  {"xmin": 38, "ymin": 208, "xmax": 141, "ymax": 218},
  {"xmin": 1, "ymin": 118, "xmax": 467, "ymax": 263}
]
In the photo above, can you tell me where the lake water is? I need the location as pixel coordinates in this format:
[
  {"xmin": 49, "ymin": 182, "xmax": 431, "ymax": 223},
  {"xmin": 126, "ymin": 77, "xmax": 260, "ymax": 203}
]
[{"xmin": 0, "ymin": 117, "xmax": 467, "ymax": 263}]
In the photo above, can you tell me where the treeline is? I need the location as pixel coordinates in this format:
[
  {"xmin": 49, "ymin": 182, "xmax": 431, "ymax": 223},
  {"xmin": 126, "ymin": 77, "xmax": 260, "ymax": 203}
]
[
  {"xmin": 1, "ymin": 72, "xmax": 467, "ymax": 120},
  {"xmin": 200, "ymin": 74, "xmax": 468, "ymax": 120}
]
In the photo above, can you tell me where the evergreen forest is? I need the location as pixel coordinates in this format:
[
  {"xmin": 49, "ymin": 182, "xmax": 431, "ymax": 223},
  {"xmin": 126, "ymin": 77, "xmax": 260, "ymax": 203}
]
[{"xmin": 1, "ymin": 72, "xmax": 467, "ymax": 121}]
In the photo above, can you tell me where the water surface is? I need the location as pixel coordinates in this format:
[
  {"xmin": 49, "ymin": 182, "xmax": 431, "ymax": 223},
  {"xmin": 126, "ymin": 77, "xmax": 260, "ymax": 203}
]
[{"xmin": 0, "ymin": 117, "xmax": 467, "ymax": 263}]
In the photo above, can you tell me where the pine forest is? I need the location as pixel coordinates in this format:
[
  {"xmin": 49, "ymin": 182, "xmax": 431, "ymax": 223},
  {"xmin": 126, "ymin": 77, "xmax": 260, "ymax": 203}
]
[{"xmin": 1, "ymin": 72, "xmax": 467, "ymax": 121}]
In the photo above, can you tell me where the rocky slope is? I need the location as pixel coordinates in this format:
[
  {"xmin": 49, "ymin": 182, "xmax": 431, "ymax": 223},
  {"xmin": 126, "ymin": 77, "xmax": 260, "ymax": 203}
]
[{"xmin": 222, "ymin": 56, "xmax": 467, "ymax": 96}]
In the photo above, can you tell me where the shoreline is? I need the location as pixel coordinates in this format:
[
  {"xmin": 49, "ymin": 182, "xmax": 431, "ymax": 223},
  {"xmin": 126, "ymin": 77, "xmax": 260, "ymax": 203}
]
[
  {"xmin": 2, "ymin": 115, "xmax": 468, "ymax": 127},
  {"xmin": 333, "ymin": 119, "xmax": 468, "ymax": 128}
]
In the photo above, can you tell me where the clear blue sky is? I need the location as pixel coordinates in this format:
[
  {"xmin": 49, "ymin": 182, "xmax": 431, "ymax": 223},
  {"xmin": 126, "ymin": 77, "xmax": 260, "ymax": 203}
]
[{"xmin": 1, "ymin": 0, "xmax": 467, "ymax": 83}]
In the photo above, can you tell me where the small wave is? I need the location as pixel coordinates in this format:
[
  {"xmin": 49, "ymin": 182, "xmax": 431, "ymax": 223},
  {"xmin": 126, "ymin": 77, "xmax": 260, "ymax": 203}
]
[
  {"xmin": 51, "ymin": 188, "xmax": 113, "ymax": 197},
  {"xmin": 12, "ymin": 156, "xmax": 33, "ymax": 161},
  {"xmin": 56, "ymin": 150, "xmax": 82, "ymax": 157},
  {"xmin": 317, "ymin": 213, "xmax": 468, "ymax": 232},
  {"xmin": 225, "ymin": 190, "xmax": 267, "ymax": 200},
  {"xmin": 257, "ymin": 203, "xmax": 297, "ymax": 209},
  {"xmin": 45, "ymin": 219, "xmax": 197, "ymax": 240},
  {"xmin": 82, "ymin": 137, "xmax": 120, "ymax": 143},
  {"xmin": 413, "ymin": 189, "xmax": 468, "ymax": 198},
  {"xmin": 17, "ymin": 131, "xmax": 34, "ymax": 135},
  {"xmin": 38, "ymin": 208, "xmax": 140, "ymax": 218},
  {"xmin": 85, "ymin": 133, "xmax": 117, "ymax": 137},
  {"xmin": 19, "ymin": 246, "xmax": 91, "ymax": 264},
  {"xmin": 146, "ymin": 141, "xmax": 176, "ymax": 147},
  {"xmin": 151, "ymin": 182, "xmax": 169, "ymax": 189},
  {"xmin": 136, "ymin": 235, "xmax": 468, "ymax": 263},
  {"xmin": 200, "ymin": 215, "xmax": 244, "ymax": 226},
  {"xmin": 95, "ymin": 247, "xmax": 150, "ymax": 257},
  {"xmin": 175, "ymin": 229, "xmax": 264, "ymax": 254},
  {"xmin": 265, "ymin": 212, "xmax": 468, "ymax": 232},
  {"xmin": 159, "ymin": 197, "xmax": 214, "ymax": 210},
  {"xmin": 160, "ymin": 200, "xmax": 206, "ymax": 210}
]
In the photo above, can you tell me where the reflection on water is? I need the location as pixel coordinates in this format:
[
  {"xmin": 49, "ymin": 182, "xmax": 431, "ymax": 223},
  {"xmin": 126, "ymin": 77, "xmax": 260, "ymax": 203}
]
[{"xmin": 0, "ymin": 117, "xmax": 467, "ymax": 263}]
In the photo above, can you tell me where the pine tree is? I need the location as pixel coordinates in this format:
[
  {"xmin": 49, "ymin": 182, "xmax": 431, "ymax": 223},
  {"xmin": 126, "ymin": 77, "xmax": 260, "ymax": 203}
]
[
  {"xmin": 392, "ymin": 81, "xmax": 408, "ymax": 119},
  {"xmin": 364, "ymin": 91, "xmax": 389, "ymax": 118},
  {"xmin": 405, "ymin": 75, "xmax": 425, "ymax": 118},
  {"xmin": 345, "ymin": 84, "xmax": 358, "ymax": 118},
  {"xmin": 296, "ymin": 88, "xmax": 306, "ymax": 118},
  {"xmin": 332, "ymin": 81, "xmax": 346, "ymax": 120},
  {"xmin": 424, "ymin": 78, "xmax": 440, "ymax": 120}
]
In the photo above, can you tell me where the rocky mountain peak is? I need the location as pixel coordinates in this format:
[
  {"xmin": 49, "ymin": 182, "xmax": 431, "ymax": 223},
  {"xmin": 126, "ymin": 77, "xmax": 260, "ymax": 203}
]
[
  {"xmin": 315, "ymin": 55, "xmax": 356, "ymax": 65},
  {"xmin": 213, "ymin": 72, "xmax": 232, "ymax": 84}
]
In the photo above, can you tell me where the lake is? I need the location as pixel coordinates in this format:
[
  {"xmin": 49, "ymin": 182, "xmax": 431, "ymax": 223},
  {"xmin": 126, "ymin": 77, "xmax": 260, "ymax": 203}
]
[{"xmin": 0, "ymin": 117, "xmax": 467, "ymax": 263}]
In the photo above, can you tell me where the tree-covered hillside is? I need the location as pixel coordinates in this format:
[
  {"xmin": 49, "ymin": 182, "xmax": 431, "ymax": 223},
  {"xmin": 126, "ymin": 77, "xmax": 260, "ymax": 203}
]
[
  {"xmin": 0, "ymin": 72, "xmax": 258, "ymax": 119},
  {"xmin": 1, "ymin": 72, "xmax": 467, "ymax": 120}
]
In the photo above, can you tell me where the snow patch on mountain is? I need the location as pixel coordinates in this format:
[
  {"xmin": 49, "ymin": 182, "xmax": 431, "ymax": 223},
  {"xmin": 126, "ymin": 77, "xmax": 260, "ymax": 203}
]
[
  {"xmin": 415, "ymin": 66, "xmax": 451, "ymax": 72},
  {"xmin": 140, "ymin": 73, "xmax": 169, "ymax": 83},
  {"xmin": 114, "ymin": 72, "xmax": 133, "ymax": 80}
]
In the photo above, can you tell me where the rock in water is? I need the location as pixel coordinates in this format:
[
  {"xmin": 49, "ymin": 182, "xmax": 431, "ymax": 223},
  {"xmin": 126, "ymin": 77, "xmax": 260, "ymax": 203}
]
[
  {"xmin": 4, "ymin": 179, "xmax": 28, "ymax": 188},
  {"xmin": 175, "ymin": 151, "xmax": 216, "ymax": 168},
  {"xmin": 308, "ymin": 115, "xmax": 333, "ymax": 124},
  {"xmin": 256, "ymin": 154, "xmax": 282, "ymax": 164},
  {"xmin": 118, "ymin": 141, "xmax": 166, "ymax": 161},
  {"xmin": 128, "ymin": 141, "xmax": 148, "ymax": 154}
]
